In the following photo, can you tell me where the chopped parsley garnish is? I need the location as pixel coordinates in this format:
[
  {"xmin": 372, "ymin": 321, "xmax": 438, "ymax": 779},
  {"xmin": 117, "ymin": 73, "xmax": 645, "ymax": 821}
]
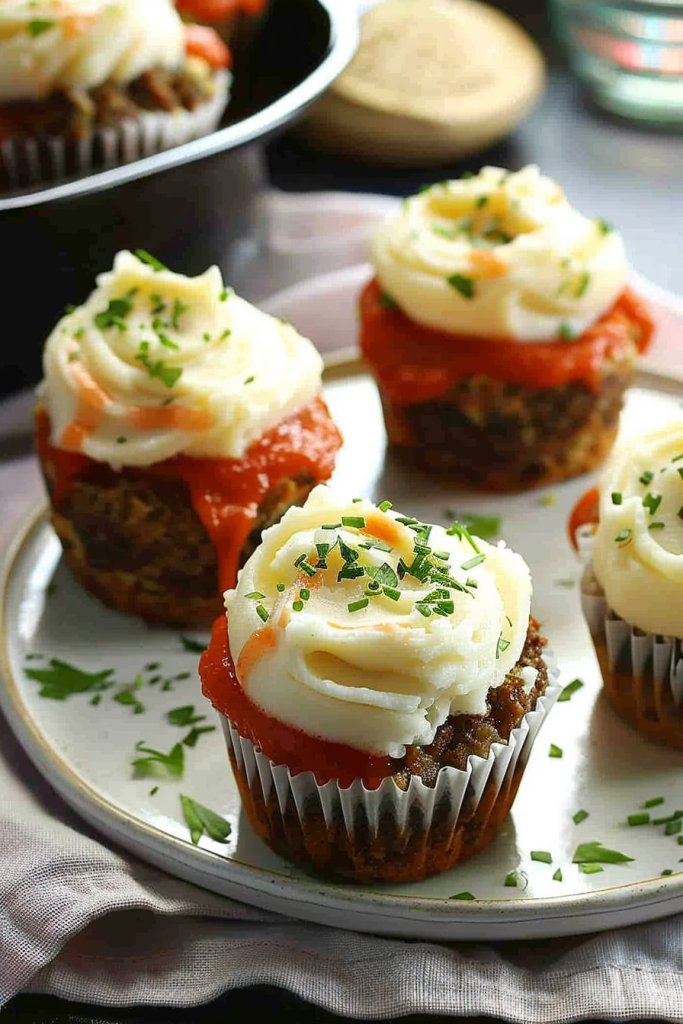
[
  {"xmin": 573, "ymin": 809, "xmax": 589, "ymax": 825},
  {"xmin": 152, "ymin": 317, "xmax": 179, "ymax": 351},
  {"xmin": 575, "ymin": 271, "xmax": 591, "ymax": 298},
  {"xmin": 649, "ymin": 522, "xmax": 665, "ymax": 531},
  {"xmin": 643, "ymin": 492, "xmax": 662, "ymax": 516},
  {"xmin": 180, "ymin": 795, "xmax": 231, "ymax": 846},
  {"xmin": 94, "ymin": 297, "xmax": 133, "ymax": 331},
  {"xmin": 348, "ymin": 598, "xmax": 369, "ymax": 613},
  {"xmin": 378, "ymin": 500, "xmax": 393, "ymax": 512},
  {"xmin": 640, "ymin": 470, "xmax": 654, "ymax": 486},
  {"xmin": 149, "ymin": 786, "xmax": 159, "ymax": 796},
  {"xmin": 379, "ymin": 292, "xmax": 399, "ymax": 310},
  {"xmin": 182, "ymin": 726, "xmax": 216, "ymax": 748},
  {"xmin": 558, "ymin": 678, "xmax": 584, "ymax": 703},
  {"xmin": 447, "ymin": 274, "xmax": 475, "ymax": 299},
  {"xmin": 180, "ymin": 636, "xmax": 207, "ymax": 654},
  {"xmin": 292, "ymin": 600, "xmax": 304, "ymax": 612},
  {"xmin": 549, "ymin": 744, "xmax": 563, "ymax": 758},
  {"xmin": 135, "ymin": 249, "xmax": 168, "ymax": 272},
  {"xmin": 496, "ymin": 635, "xmax": 511, "ymax": 659},
  {"xmin": 26, "ymin": 659, "xmax": 114, "ymax": 700},
  {"xmin": 131, "ymin": 741, "xmax": 184, "ymax": 779},
  {"xmin": 150, "ymin": 294, "xmax": 166, "ymax": 315},
  {"xmin": 244, "ymin": 376, "xmax": 254, "ymax": 384},
  {"xmin": 449, "ymin": 892, "xmax": 476, "ymax": 900},
  {"xmin": 611, "ymin": 492, "xmax": 622, "ymax": 505},
  {"xmin": 627, "ymin": 813, "xmax": 649, "ymax": 826},
  {"xmin": 558, "ymin": 322, "xmax": 575, "ymax": 340},
  {"xmin": 135, "ymin": 342, "xmax": 182, "ymax": 388},
  {"xmin": 578, "ymin": 863, "xmax": 604, "ymax": 875},
  {"xmin": 256, "ymin": 605, "xmax": 269, "ymax": 623},
  {"xmin": 553, "ymin": 869, "xmax": 563, "ymax": 882},
  {"xmin": 28, "ymin": 18, "xmax": 54, "ymax": 36},
  {"xmin": 572, "ymin": 842, "xmax": 633, "ymax": 865},
  {"xmin": 167, "ymin": 705, "xmax": 206, "ymax": 727},
  {"xmin": 530, "ymin": 851, "xmax": 552, "ymax": 864},
  {"xmin": 300, "ymin": 589, "xmax": 310, "ymax": 601},
  {"xmin": 277, "ymin": 582, "xmax": 286, "ymax": 592},
  {"xmin": 596, "ymin": 219, "xmax": 613, "ymax": 235},
  {"xmin": 90, "ymin": 695, "xmax": 101, "ymax": 706},
  {"xmin": 113, "ymin": 676, "xmax": 145, "ymax": 715},
  {"xmin": 246, "ymin": 592, "xmax": 266, "ymax": 600},
  {"xmin": 504, "ymin": 870, "xmax": 525, "ymax": 888},
  {"xmin": 171, "ymin": 298, "xmax": 189, "ymax": 329}
]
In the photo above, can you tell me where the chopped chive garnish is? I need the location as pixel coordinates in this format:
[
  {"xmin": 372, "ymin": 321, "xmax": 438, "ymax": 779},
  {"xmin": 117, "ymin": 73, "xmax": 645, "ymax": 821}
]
[
  {"xmin": 558, "ymin": 678, "xmax": 584, "ymax": 703},
  {"xmin": 135, "ymin": 249, "xmax": 168, "ymax": 272},
  {"xmin": 573, "ymin": 809, "xmax": 589, "ymax": 825},
  {"xmin": 578, "ymin": 863, "xmax": 604, "ymax": 875},
  {"xmin": 378, "ymin": 500, "xmax": 393, "ymax": 512},
  {"xmin": 461, "ymin": 553, "xmax": 486, "ymax": 571},
  {"xmin": 348, "ymin": 598, "xmax": 369, "ymax": 613},
  {"xmin": 203, "ymin": 332, "xmax": 211, "ymax": 343},
  {"xmin": 504, "ymin": 870, "xmax": 525, "ymax": 887},
  {"xmin": 321, "ymin": 523, "xmax": 341, "ymax": 530},
  {"xmin": 379, "ymin": 292, "xmax": 399, "ymax": 310},
  {"xmin": 644, "ymin": 797, "xmax": 665, "ymax": 808},
  {"xmin": 649, "ymin": 522, "xmax": 665, "ymax": 531},
  {"xmin": 640, "ymin": 470, "xmax": 654, "ymax": 485},
  {"xmin": 447, "ymin": 274, "xmax": 475, "ymax": 299},
  {"xmin": 149, "ymin": 786, "xmax": 159, "ymax": 796},
  {"xmin": 220, "ymin": 289, "xmax": 229, "ymax": 301},
  {"xmin": 244, "ymin": 376, "xmax": 255, "ymax": 384},
  {"xmin": 341, "ymin": 516, "xmax": 366, "ymax": 528},
  {"xmin": 596, "ymin": 218, "xmax": 612, "ymax": 235},
  {"xmin": 28, "ymin": 18, "xmax": 55, "ymax": 36},
  {"xmin": 530, "ymin": 851, "xmax": 552, "ymax": 864},
  {"xmin": 662, "ymin": 869, "xmax": 674, "ymax": 876},
  {"xmin": 539, "ymin": 493, "xmax": 558, "ymax": 507},
  {"xmin": 553, "ymin": 868, "xmax": 563, "ymax": 882},
  {"xmin": 549, "ymin": 744, "xmax": 563, "ymax": 758},
  {"xmin": 292, "ymin": 600, "xmax": 303, "ymax": 612},
  {"xmin": 643, "ymin": 493, "xmax": 662, "ymax": 516},
  {"xmin": 382, "ymin": 586, "xmax": 401, "ymax": 601},
  {"xmin": 611, "ymin": 492, "xmax": 622, "ymax": 505},
  {"xmin": 90, "ymin": 695, "xmax": 101, "ymax": 706},
  {"xmin": 94, "ymin": 297, "xmax": 133, "ymax": 331},
  {"xmin": 116, "ymin": 436, "xmax": 127, "ymax": 444},
  {"xmin": 575, "ymin": 271, "xmax": 590, "ymax": 297},
  {"xmin": 679, "ymin": 506, "xmax": 683, "ymax": 521},
  {"xmin": 276, "ymin": 583, "xmax": 285, "ymax": 592},
  {"xmin": 666, "ymin": 819, "xmax": 682, "ymax": 836},
  {"xmin": 628, "ymin": 813, "xmax": 650, "ymax": 826},
  {"xmin": 558, "ymin": 322, "xmax": 575, "ymax": 340},
  {"xmin": 449, "ymin": 892, "xmax": 476, "ymax": 901},
  {"xmin": 496, "ymin": 635, "xmax": 511, "ymax": 659},
  {"xmin": 678, "ymin": 836, "xmax": 683, "ymax": 846},
  {"xmin": 245, "ymin": 592, "xmax": 266, "ymax": 600},
  {"xmin": 653, "ymin": 812, "xmax": 683, "ymax": 825},
  {"xmin": 615, "ymin": 529, "xmax": 632, "ymax": 544},
  {"xmin": 300, "ymin": 589, "xmax": 310, "ymax": 601},
  {"xmin": 255, "ymin": 605, "xmax": 269, "ymax": 623}
]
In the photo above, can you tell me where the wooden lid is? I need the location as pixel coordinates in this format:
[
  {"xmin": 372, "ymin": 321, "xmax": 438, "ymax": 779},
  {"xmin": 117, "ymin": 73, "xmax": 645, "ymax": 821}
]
[{"xmin": 300, "ymin": 0, "xmax": 545, "ymax": 165}]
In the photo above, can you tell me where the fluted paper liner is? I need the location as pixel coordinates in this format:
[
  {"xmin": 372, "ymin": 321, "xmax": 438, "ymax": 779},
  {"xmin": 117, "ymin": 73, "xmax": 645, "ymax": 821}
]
[
  {"xmin": 1, "ymin": 70, "xmax": 230, "ymax": 192},
  {"xmin": 582, "ymin": 580, "xmax": 683, "ymax": 747},
  {"xmin": 220, "ymin": 654, "xmax": 561, "ymax": 883}
]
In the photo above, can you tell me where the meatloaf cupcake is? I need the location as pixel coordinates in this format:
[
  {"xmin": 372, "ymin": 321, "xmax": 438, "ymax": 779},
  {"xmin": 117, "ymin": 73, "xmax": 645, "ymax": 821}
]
[
  {"xmin": 361, "ymin": 165, "xmax": 654, "ymax": 491},
  {"xmin": 201, "ymin": 486, "xmax": 560, "ymax": 882},
  {"xmin": 0, "ymin": 0, "xmax": 231, "ymax": 191},
  {"xmin": 570, "ymin": 414, "xmax": 683, "ymax": 749},
  {"xmin": 36, "ymin": 250, "xmax": 342, "ymax": 626}
]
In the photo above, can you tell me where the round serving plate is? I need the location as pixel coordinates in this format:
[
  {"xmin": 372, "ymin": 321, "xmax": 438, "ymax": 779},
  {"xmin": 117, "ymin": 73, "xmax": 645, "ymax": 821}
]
[{"xmin": 2, "ymin": 267, "xmax": 683, "ymax": 941}]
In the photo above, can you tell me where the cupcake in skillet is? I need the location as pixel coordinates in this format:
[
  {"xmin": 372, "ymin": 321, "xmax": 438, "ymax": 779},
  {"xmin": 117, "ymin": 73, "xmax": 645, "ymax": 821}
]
[
  {"xmin": 200, "ymin": 486, "xmax": 560, "ymax": 883},
  {"xmin": 570, "ymin": 414, "xmax": 683, "ymax": 748},
  {"xmin": 0, "ymin": 0, "xmax": 232, "ymax": 191},
  {"xmin": 36, "ymin": 250, "xmax": 342, "ymax": 626},
  {"xmin": 360, "ymin": 165, "xmax": 654, "ymax": 491}
]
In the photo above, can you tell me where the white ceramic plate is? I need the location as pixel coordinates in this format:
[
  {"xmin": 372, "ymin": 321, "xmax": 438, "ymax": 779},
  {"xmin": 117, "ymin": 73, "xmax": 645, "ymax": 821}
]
[{"xmin": 2, "ymin": 267, "xmax": 683, "ymax": 942}]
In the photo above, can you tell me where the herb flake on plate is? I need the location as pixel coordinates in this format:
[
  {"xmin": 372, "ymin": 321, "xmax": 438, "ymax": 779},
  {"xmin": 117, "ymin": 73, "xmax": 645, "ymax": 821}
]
[
  {"xmin": 180, "ymin": 796, "xmax": 231, "ymax": 846},
  {"xmin": 25, "ymin": 659, "xmax": 114, "ymax": 700}
]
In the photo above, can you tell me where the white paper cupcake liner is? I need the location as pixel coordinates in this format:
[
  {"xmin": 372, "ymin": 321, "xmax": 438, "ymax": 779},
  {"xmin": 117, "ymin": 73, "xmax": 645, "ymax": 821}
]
[
  {"xmin": 581, "ymin": 583, "xmax": 683, "ymax": 707},
  {"xmin": 221, "ymin": 652, "xmax": 560, "ymax": 877},
  {"xmin": 1, "ymin": 69, "xmax": 231, "ymax": 192}
]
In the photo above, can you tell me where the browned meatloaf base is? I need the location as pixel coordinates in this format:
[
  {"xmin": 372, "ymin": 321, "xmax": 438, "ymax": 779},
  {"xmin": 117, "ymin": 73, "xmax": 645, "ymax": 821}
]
[
  {"xmin": 380, "ymin": 347, "xmax": 637, "ymax": 492},
  {"xmin": 38, "ymin": 451, "xmax": 315, "ymax": 627},
  {"xmin": 231, "ymin": 621, "xmax": 550, "ymax": 883},
  {"xmin": 0, "ymin": 66, "xmax": 216, "ymax": 141}
]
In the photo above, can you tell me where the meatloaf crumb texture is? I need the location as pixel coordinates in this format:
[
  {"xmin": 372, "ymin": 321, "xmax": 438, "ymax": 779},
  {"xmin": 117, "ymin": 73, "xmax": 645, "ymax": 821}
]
[
  {"xmin": 380, "ymin": 345, "xmax": 639, "ymax": 492},
  {"xmin": 231, "ymin": 622, "xmax": 549, "ymax": 883},
  {"xmin": 38, "ymin": 450, "xmax": 315, "ymax": 627}
]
